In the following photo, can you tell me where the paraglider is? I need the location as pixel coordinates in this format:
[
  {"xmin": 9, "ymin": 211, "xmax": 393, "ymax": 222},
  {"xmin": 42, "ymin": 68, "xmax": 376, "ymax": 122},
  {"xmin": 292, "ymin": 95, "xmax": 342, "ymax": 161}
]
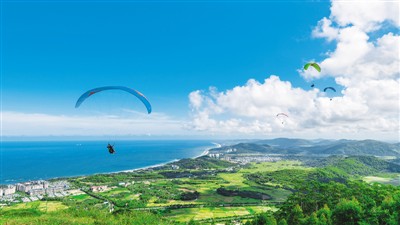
[
  {"xmin": 75, "ymin": 86, "xmax": 152, "ymax": 153},
  {"xmin": 107, "ymin": 143, "xmax": 115, "ymax": 154},
  {"xmin": 304, "ymin": 62, "xmax": 321, "ymax": 72},
  {"xmin": 75, "ymin": 86, "xmax": 152, "ymax": 114},
  {"xmin": 323, "ymin": 87, "xmax": 336, "ymax": 101},
  {"xmin": 276, "ymin": 113, "xmax": 289, "ymax": 124}
]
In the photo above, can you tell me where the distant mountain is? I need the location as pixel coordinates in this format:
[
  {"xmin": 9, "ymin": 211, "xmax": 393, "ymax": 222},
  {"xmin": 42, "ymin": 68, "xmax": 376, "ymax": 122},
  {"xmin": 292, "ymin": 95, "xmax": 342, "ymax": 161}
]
[
  {"xmin": 210, "ymin": 138, "xmax": 400, "ymax": 157},
  {"xmin": 312, "ymin": 140, "xmax": 400, "ymax": 156},
  {"xmin": 209, "ymin": 143, "xmax": 283, "ymax": 154},
  {"xmin": 253, "ymin": 138, "xmax": 314, "ymax": 148},
  {"xmin": 209, "ymin": 142, "xmax": 308, "ymax": 155}
]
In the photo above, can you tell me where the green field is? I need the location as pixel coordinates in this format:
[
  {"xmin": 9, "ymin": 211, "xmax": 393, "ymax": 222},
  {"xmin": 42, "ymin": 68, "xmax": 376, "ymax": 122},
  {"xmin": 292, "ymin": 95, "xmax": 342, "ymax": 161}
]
[
  {"xmin": 165, "ymin": 205, "xmax": 277, "ymax": 222},
  {"xmin": 363, "ymin": 175, "xmax": 400, "ymax": 186}
]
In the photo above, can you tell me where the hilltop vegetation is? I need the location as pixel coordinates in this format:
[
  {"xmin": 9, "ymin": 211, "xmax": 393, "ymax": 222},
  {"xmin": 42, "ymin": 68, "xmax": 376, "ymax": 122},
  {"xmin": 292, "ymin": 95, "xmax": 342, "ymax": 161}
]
[
  {"xmin": 1, "ymin": 204, "xmax": 171, "ymax": 225},
  {"xmin": 159, "ymin": 156, "xmax": 236, "ymax": 170},
  {"xmin": 305, "ymin": 155, "xmax": 400, "ymax": 174},
  {"xmin": 247, "ymin": 181, "xmax": 400, "ymax": 225},
  {"xmin": 247, "ymin": 155, "xmax": 400, "ymax": 190}
]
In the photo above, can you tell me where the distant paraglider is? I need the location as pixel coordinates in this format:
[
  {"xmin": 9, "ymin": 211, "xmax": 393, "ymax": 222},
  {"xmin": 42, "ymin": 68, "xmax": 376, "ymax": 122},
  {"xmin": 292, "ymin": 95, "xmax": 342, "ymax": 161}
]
[
  {"xmin": 304, "ymin": 62, "xmax": 320, "ymax": 88},
  {"xmin": 304, "ymin": 62, "xmax": 321, "ymax": 72},
  {"xmin": 323, "ymin": 87, "xmax": 336, "ymax": 101},
  {"xmin": 276, "ymin": 113, "xmax": 289, "ymax": 124},
  {"xmin": 323, "ymin": 87, "xmax": 336, "ymax": 92}
]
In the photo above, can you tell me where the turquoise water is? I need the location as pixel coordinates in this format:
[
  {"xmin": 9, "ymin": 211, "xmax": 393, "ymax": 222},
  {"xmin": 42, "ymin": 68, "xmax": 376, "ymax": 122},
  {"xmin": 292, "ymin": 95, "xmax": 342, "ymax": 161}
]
[{"xmin": 0, "ymin": 140, "xmax": 212, "ymax": 184}]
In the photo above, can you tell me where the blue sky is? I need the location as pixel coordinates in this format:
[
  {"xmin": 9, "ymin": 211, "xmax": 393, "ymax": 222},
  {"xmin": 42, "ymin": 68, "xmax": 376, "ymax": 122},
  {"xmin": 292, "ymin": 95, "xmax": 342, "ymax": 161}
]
[
  {"xmin": 2, "ymin": 1, "xmax": 399, "ymax": 140},
  {"xmin": 3, "ymin": 1, "xmax": 331, "ymax": 116}
]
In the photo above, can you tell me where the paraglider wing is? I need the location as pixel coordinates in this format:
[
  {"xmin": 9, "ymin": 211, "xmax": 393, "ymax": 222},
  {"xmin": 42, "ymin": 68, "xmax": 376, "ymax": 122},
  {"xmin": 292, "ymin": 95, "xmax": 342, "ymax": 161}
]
[
  {"xmin": 304, "ymin": 62, "xmax": 321, "ymax": 72},
  {"xmin": 75, "ymin": 86, "xmax": 152, "ymax": 114},
  {"xmin": 323, "ymin": 87, "xmax": 336, "ymax": 92},
  {"xmin": 276, "ymin": 113, "xmax": 289, "ymax": 124},
  {"xmin": 311, "ymin": 63, "xmax": 321, "ymax": 72},
  {"xmin": 276, "ymin": 113, "xmax": 289, "ymax": 117}
]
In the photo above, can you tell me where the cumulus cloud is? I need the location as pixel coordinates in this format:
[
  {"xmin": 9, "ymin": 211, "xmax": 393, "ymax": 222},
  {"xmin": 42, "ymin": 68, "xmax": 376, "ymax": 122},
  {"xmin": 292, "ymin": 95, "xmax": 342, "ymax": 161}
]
[
  {"xmin": 329, "ymin": 0, "xmax": 399, "ymax": 32},
  {"xmin": 188, "ymin": 0, "xmax": 400, "ymax": 140}
]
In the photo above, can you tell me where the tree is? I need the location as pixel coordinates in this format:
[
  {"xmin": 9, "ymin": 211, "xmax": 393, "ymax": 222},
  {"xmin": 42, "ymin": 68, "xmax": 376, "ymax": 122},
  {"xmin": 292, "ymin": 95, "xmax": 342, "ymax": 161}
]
[
  {"xmin": 305, "ymin": 212, "xmax": 319, "ymax": 225},
  {"xmin": 317, "ymin": 204, "xmax": 332, "ymax": 225},
  {"xmin": 251, "ymin": 213, "xmax": 277, "ymax": 225},
  {"xmin": 287, "ymin": 204, "xmax": 304, "ymax": 225},
  {"xmin": 277, "ymin": 219, "xmax": 288, "ymax": 225},
  {"xmin": 332, "ymin": 198, "xmax": 362, "ymax": 225}
]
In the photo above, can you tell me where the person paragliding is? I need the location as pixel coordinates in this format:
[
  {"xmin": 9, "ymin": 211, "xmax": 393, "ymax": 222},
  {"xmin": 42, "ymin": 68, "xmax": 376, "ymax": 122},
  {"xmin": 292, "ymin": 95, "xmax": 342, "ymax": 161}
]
[
  {"xmin": 107, "ymin": 143, "xmax": 115, "ymax": 154},
  {"xmin": 276, "ymin": 113, "xmax": 289, "ymax": 124},
  {"xmin": 323, "ymin": 87, "xmax": 336, "ymax": 101},
  {"xmin": 304, "ymin": 62, "xmax": 320, "ymax": 88},
  {"xmin": 75, "ymin": 86, "xmax": 152, "ymax": 154}
]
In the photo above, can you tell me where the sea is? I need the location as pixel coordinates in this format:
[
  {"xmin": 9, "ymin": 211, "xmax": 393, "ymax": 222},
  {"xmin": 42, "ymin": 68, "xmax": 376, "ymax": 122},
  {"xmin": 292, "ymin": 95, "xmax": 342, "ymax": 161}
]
[{"xmin": 0, "ymin": 140, "xmax": 214, "ymax": 185}]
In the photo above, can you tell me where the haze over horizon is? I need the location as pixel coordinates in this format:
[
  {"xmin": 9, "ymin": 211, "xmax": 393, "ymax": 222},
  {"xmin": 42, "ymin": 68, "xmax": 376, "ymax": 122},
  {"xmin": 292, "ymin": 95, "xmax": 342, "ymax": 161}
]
[{"xmin": 2, "ymin": 0, "xmax": 399, "ymax": 141}]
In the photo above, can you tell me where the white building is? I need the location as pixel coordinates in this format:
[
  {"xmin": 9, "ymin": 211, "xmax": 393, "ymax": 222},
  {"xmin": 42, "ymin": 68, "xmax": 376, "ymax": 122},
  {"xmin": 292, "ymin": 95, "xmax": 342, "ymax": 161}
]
[
  {"xmin": 90, "ymin": 185, "xmax": 107, "ymax": 192},
  {"xmin": 3, "ymin": 185, "xmax": 16, "ymax": 196},
  {"xmin": 28, "ymin": 189, "xmax": 45, "ymax": 196},
  {"xmin": 171, "ymin": 165, "xmax": 180, "ymax": 170},
  {"xmin": 16, "ymin": 181, "xmax": 49, "ymax": 193}
]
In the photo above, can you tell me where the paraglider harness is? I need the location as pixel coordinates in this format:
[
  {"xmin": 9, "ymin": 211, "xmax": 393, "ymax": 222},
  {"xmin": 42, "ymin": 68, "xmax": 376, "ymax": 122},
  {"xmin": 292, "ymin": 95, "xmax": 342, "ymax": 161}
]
[{"xmin": 107, "ymin": 143, "xmax": 115, "ymax": 154}]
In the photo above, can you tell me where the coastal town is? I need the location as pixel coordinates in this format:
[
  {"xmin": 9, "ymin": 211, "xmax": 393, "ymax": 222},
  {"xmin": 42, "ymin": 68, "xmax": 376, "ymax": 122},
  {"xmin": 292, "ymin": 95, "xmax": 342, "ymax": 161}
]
[{"xmin": 0, "ymin": 180, "xmax": 81, "ymax": 205}]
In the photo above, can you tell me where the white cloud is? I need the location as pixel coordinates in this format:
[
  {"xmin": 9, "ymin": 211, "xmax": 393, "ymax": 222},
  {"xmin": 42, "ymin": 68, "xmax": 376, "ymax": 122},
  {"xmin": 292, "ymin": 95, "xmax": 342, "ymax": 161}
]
[
  {"xmin": 189, "ymin": 90, "xmax": 204, "ymax": 110},
  {"xmin": 188, "ymin": 0, "xmax": 400, "ymax": 140},
  {"xmin": 2, "ymin": 111, "xmax": 184, "ymax": 136},
  {"xmin": 330, "ymin": 0, "xmax": 399, "ymax": 32},
  {"xmin": 188, "ymin": 76, "xmax": 399, "ymax": 139},
  {"xmin": 312, "ymin": 17, "xmax": 339, "ymax": 41}
]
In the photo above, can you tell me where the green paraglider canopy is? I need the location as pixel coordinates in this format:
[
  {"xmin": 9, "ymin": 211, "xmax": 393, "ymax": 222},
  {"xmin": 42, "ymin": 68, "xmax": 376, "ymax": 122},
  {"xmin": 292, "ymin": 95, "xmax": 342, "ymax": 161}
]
[{"xmin": 304, "ymin": 62, "xmax": 321, "ymax": 72}]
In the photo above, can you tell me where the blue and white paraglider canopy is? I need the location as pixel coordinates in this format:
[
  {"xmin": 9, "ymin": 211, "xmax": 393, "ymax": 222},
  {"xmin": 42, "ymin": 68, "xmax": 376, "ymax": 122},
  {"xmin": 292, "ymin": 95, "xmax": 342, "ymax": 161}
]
[{"xmin": 75, "ymin": 86, "xmax": 152, "ymax": 114}]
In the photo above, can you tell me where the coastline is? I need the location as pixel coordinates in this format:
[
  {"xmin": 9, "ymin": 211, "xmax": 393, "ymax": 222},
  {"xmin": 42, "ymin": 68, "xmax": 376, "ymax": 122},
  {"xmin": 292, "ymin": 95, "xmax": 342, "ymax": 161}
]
[
  {"xmin": 117, "ymin": 142, "xmax": 220, "ymax": 173},
  {"xmin": 1, "ymin": 141, "xmax": 221, "ymax": 185},
  {"xmin": 57, "ymin": 143, "xmax": 220, "ymax": 180}
]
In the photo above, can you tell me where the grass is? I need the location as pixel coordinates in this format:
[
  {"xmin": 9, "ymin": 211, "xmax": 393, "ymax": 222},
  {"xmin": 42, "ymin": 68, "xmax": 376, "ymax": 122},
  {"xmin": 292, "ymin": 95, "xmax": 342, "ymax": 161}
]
[
  {"xmin": 2, "ymin": 201, "xmax": 68, "ymax": 212},
  {"xmin": 165, "ymin": 206, "xmax": 278, "ymax": 222},
  {"xmin": 363, "ymin": 175, "xmax": 400, "ymax": 186},
  {"xmin": 218, "ymin": 173, "xmax": 247, "ymax": 188},
  {"xmin": 241, "ymin": 161, "xmax": 309, "ymax": 174},
  {"xmin": 0, "ymin": 207, "xmax": 168, "ymax": 225},
  {"xmin": 71, "ymin": 194, "xmax": 90, "ymax": 200}
]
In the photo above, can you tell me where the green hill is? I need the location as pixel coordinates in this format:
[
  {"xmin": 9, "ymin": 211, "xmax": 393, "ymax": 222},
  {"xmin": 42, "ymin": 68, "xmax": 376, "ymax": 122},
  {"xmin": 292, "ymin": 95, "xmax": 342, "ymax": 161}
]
[
  {"xmin": 306, "ymin": 155, "xmax": 400, "ymax": 175},
  {"xmin": 161, "ymin": 156, "xmax": 235, "ymax": 170},
  {"xmin": 315, "ymin": 140, "xmax": 400, "ymax": 156}
]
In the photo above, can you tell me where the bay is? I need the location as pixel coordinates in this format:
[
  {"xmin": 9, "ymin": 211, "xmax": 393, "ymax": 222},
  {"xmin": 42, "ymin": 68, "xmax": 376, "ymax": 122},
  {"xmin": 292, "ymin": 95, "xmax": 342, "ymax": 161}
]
[{"xmin": 0, "ymin": 140, "xmax": 213, "ymax": 184}]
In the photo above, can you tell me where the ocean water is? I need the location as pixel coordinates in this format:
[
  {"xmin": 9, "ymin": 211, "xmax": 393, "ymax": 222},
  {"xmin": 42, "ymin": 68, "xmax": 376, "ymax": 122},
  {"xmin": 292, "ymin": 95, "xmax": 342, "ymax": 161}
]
[{"xmin": 0, "ymin": 140, "xmax": 213, "ymax": 184}]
